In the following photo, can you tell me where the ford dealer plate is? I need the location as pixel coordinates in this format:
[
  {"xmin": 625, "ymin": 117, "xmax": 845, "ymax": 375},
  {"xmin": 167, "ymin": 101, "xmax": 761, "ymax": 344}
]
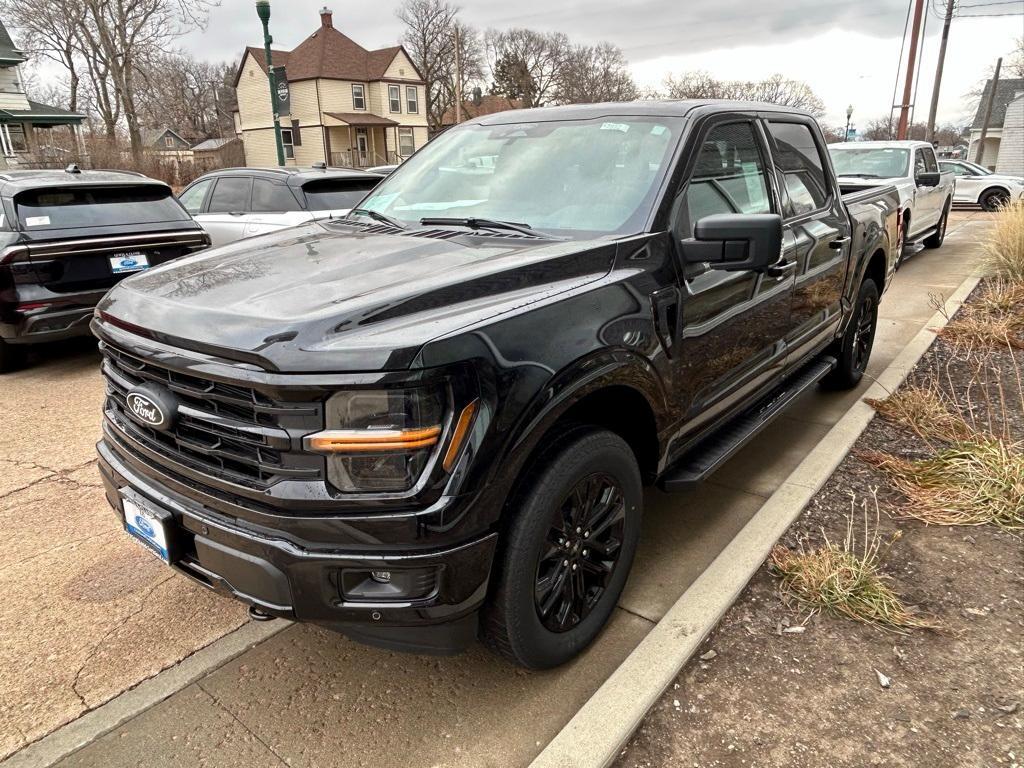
[
  {"xmin": 122, "ymin": 494, "xmax": 172, "ymax": 563},
  {"xmin": 109, "ymin": 252, "xmax": 150, "ymax": 274}
]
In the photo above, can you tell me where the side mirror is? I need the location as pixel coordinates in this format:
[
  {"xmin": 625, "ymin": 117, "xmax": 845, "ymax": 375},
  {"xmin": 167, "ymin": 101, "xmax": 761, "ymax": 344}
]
[
  {"xmin": 681, "ymin": 213, "xmax": 783, "ymax": 272},
  {"xmin": 916, "ymin": 170, "xmax": 940, "ymax": 187}
]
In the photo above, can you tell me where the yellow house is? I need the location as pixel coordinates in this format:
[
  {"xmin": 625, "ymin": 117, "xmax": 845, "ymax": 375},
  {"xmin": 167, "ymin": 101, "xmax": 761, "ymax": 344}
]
[{"xmin": 234, "ymin": 7, "xmax": 429, "ymax": 168}]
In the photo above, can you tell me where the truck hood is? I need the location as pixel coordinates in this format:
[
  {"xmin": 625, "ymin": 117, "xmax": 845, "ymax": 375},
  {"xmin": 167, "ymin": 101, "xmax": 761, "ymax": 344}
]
[{"xmin": 97, "ymin": 221, "xmax": 617, "ymax": 372}]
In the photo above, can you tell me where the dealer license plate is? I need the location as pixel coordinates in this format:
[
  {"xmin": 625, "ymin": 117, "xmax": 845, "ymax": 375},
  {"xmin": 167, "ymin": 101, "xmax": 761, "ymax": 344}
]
[
  {"xmin": 109, "ymin": 252, "xmax": 150, "ymax": 274},
  {"xmin": 122, "ymin": 494, "xmax": 172, "ymax": 563}
]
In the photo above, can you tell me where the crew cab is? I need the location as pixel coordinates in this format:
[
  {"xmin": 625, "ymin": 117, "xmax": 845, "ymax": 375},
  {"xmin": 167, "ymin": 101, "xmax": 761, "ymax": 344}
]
[
  {"xmin": 0, "ymin": 167, "xmax": 208, "ymax": 372},
  {"xmin": 93, "ymin": 102, "xmax": 899, "ymax": 668},
  {"xmin": 179, "ymin": 166, "xmax": 383, "ymax": 247},
  {"xmin": 938, "ymin": 158, "xmax": 1024, "ymax": 211},
  {"xmin": 828, "ymin": 140, "xmax": 954, "ymax": 263}
]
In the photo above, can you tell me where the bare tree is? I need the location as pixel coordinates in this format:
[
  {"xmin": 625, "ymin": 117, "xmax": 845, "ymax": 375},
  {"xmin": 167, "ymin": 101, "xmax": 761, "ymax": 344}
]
[
  {"xmin": 2, "ymin": 0, "xmax": 87, "ymax": 111},
  {"xmin": 396, "ymin": 0, "xmax": 461, "ymax": 133},
  {"xmin": 663, "ymin": 70, "xmax": 735, "ymax": 100},
  {"xmin": 136, "ymin": 53, "xmax": 235, "ymax": 139},
  {"xmin": 663, "ymin": 71, "xmax": 825, "ymax": 117},
  {"xmin": 555, "ymin": 42, "xmax": 637, "ymax": 105},
  {"xmin": 486, "ymin": 28, "xmax": 568, "ymax": 108}
]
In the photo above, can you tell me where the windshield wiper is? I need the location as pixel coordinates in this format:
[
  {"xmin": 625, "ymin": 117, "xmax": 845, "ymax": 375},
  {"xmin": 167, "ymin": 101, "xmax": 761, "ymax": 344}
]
[
  {"xmin": 838, "ymin": 173, "xmax": 881, "ymax": 178},
  {"xmin": 345, "ymin": 208, "xmax": 406, "ymax": 229},
  {"xmin": 419, "ymin": 217, "xmax": 556, "ymax": 239}
]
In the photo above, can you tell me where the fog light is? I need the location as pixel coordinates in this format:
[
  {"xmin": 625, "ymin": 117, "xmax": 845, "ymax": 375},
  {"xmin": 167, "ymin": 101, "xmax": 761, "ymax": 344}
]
[
  {"xmin": 340, "ymin": 567, "xmax": 439, "ymax": 602},
  {"xmin": 370, "ymin": 570, "xmax": 392, "ymax": 583}
]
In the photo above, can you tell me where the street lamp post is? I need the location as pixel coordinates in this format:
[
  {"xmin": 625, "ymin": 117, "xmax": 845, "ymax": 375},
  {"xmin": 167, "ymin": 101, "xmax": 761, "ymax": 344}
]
[
  {"xmin": 845, "ymin": 105, "xmax": 854, "ymax": 142},
  {"xmin": 256, "ymin": 0, "xmax": 286, "ymax": 166}
]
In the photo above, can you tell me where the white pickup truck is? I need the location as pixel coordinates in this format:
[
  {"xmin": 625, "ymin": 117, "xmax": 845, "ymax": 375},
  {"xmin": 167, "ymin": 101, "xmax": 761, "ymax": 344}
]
[{"xmin": 828, "ymin": 140, "xmax": 954, "ymax": 264}]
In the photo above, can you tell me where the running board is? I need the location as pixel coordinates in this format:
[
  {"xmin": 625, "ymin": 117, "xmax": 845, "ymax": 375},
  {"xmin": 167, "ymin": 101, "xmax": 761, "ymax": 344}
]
[{"xmin": 658, "ymin": 356, "xmax": 837, "ymax": 492}]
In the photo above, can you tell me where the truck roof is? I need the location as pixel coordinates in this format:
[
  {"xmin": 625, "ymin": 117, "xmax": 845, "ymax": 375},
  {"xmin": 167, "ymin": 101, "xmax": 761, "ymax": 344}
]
[
  {"xmin": 828, "ymin": 140, "xmax": 935, "ymax": 149},
  {"xmin": 0, "ymin": 168, "xmax": 168, "ymax": 195},
  {"xmin": 469, "ymin": 99, "xmax": 816, "ymax": 125}
]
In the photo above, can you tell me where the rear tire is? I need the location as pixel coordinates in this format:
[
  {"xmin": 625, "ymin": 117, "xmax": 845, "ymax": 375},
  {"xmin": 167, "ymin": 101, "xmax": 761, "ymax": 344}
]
[
  {"xmin": 482, "ymin": 428, "xmax": 643, "ymax": 669},
  {"xmin": 822, "ymin": 278, "xmax": 879, "ymax": 390},
  {"xmin": 0, "ymin": 339, "xmax": 25, "ymax": 374},
  {"xmin": 979, "ymin": 188, "xmax": 1009, "ymax": 212},
  {"xmin": 923, "ymin": 202, "xmax": 950, "ymax": 249}
]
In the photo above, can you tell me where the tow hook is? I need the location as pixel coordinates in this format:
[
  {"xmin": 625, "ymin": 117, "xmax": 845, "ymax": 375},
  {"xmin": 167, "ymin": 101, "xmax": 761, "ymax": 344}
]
[{"xmin": 248, "ymin": 605, "xmax": 276, "ymax": 622}]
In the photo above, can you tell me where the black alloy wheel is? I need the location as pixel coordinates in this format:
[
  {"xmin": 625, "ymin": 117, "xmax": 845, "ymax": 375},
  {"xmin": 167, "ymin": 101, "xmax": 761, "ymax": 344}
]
[
  {"xmin": 534, "ymin": 473, "xmax": 625, "ymax": 633},
  {"xmin": 822, "ymin": 277, "xmax": 880, "ymax": 390},
  {"xmin": 852, "ymin": 290, "xmax": 877, "ymax": 375}
]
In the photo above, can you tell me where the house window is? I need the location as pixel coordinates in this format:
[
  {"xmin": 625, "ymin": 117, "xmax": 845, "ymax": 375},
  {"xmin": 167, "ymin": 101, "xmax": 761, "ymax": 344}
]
[
  {"xmin": 352, "ymin": 84, "xmax": 365, "ymax": 110},
  {"xmin": 398, "ymin": 127, "xmax": 415, "ymax": 157},
  {"xmin": 7, "ymin": 124, "xmax": 28, "ymax": 153},
  {"xmin": 164, "ymin": 135, "xmax": 174, "ymax": 148},
  {"xmin": 406, "ymin": 86, "xmax": 418, "ymax": 114},
  {"xmin": 389, "ymin": 85, "xmax": 401, "ymax": 113},
  {"xmin": 281, "ymin": 128, "xmax": 295, "ymax": 159}
]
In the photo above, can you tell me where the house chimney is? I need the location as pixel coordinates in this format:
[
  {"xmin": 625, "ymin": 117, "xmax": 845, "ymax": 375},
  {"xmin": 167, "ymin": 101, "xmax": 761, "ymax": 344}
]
[{"xmin": 319, "ymin": 7, "xmax": 333, "ymax": 28}]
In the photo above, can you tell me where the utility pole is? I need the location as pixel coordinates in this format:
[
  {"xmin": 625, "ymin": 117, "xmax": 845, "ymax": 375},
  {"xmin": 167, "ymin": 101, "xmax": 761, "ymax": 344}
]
[
  {"xmin": 256, "ymin": 0, "xmax": 286, "ymax": 166},
  {"xmin": 974, "ymin": 57, "xmax": 1002, "ymax": 166},
  {"xmin": 926, "ymin": 0, "xmax": 956, "ymax": 141},
  {"xmin": 896, "ymin": 0, "xmax": 926, "ymax": 140},
  {"xmin": 454, "ymin": 25, "xmax": 463, "ymax": 124}
]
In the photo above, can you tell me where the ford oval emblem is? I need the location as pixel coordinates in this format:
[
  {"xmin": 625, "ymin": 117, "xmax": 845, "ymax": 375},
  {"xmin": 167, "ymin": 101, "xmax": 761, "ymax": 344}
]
[
  {"xmin": 120, "ymin": 258, "xmax": 138, "ymax": 268},
  {"xmin": 135, "ymin": 514, "xmax": 155, "ymax": 537},
  {"xmin": 124, "ymin": 385, "xmax": 178, "ymax": 431}
]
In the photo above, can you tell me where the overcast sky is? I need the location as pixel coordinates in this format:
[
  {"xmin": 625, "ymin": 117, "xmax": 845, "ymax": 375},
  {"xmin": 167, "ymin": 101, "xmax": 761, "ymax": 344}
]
[{"xmin": 178, "ymin": 0, "xmax": 1022, "ymax": 129}]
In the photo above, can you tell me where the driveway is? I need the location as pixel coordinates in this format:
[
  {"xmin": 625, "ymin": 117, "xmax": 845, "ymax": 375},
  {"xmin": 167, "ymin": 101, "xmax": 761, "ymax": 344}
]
[{"xmin": 0, "ymin": 211, "xmax": 993, "ymax": 766}]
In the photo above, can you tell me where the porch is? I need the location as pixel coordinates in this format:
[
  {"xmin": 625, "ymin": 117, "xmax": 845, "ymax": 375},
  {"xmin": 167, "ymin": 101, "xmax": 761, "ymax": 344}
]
[{"xmin": 323, "ymin": 112, "xmax": 401, "ymax": 169}]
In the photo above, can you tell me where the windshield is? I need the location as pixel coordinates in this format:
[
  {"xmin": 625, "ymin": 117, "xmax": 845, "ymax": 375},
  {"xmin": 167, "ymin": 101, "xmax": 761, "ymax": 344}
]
[
  {"xmin": 828, "ymin": 147, "xmax": 910, "ymax": 178},
  {"xmin": 302, "ymin": 178, "xmax": 380, "ymax": 211},
  {"xmin": 358, "ymin": 116, "xmax": 682, "ymax": 237},
  {"xmin": 15, "ymin": 185, "xmax": 190, "ymax": 231}
]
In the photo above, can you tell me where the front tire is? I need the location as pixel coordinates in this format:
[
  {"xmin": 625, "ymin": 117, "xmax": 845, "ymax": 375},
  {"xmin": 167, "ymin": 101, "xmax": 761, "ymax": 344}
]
[
  {"xmin": 482, "ymin": 428, "xmax": 643, "ymax": 669},
  {"xmin": 823, "ymin": 278, "xmax": 879, "ymax": 390},
  {"xmin": 923, "ymin": 201, "xmax": 950, "ymax": 249}
]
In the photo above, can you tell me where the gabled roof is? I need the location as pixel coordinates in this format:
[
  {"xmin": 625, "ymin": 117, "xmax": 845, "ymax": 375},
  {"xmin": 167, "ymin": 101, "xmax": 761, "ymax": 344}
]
[
  {"xmin": 191, "ymin": 137, "xmax": 239, "ymax": 152},
  {"xmin": 0, "ymin": 20, "xmax": 26, "ymax": 64},
  {"xmin": 972, "ymin": 78, "xmax": 1024, "ymax": 130},
  {"xmin": 141, "ymin": 127, "xmax": 191, "ymax": 148},
  {"xmin": 233, "ymin": 11, "xmax": 424, "ymax": 86}
]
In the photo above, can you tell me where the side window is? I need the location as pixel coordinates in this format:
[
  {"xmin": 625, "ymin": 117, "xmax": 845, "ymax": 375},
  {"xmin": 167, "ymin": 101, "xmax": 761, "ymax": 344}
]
[
  {"xmin": 767, "ymin": 121, "xmax": 829, "ymax": 217},
  {"xmin": 251, "ymin": 179, "xmax": 300, "ymax": 212},
  {"xmin": 914, "ymin": 149, "xmax": 928, "ymax": 177},
  {"xmin": 678, "ymin": 121, "xmax": 770, "ymax": 238},
  {"xmin": 178, "ymin": 179, "xmax": 212, "ymax": 214},
  {"xmin": 207, "ymin": 177, "xmax": 252, "ymax": 214}
]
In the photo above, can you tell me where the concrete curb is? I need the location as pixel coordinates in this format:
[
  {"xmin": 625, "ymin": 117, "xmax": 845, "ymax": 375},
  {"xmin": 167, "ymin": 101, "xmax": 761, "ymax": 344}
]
[
  {"xmin": 529, "ymin": 273, "xmax": 982, "ymax": 768},
  {"xmin": 2, "ymin": 619, "xmax": 290, "ymax": 768}
]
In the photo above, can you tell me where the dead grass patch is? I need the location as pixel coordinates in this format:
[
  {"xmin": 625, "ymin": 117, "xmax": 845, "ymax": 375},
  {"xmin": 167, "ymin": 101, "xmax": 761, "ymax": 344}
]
[
  {"xmin": 940, "ymin": 280, "xmax": 1024, "ymax": 351},
  {"xmin": 860, "ymin": 440, "xmax": 1024, "ymax": 530},
  {"xmin": 770, "ymin": 496, "xmax": 938, "ymax": 634},
  {"xmin": 865, "ymin": 383, "xmax": 973, "ymax": 443},
  {"xmin": 983, "ymin": 198, "xmax": 1024, "ymax": 284}
]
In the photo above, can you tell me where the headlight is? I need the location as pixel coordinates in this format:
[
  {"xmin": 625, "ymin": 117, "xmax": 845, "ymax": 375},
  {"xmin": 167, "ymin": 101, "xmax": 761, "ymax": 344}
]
[{"xmin": 304, "ymin": 387, "xmax": 446, "ymax": 493}]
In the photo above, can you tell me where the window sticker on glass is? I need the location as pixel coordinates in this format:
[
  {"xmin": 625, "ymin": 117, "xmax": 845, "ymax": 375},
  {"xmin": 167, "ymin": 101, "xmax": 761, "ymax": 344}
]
[
  {"xmin": 25, "ymin": 216, "xmax": 51, "ymax": 227},
  {"xmin": 601, "ymin": 122, "xmax": 630, "ymax": 132},
  {"xmin": 650, "ymin": 125, "xmax": 667, "ymax": 135}
]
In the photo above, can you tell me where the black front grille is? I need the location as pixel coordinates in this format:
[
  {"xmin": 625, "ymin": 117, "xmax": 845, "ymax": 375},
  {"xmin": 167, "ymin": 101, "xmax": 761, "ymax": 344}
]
[{"xmin": 101, "ymin": 342, "xmax": 323, "ymax": 489}]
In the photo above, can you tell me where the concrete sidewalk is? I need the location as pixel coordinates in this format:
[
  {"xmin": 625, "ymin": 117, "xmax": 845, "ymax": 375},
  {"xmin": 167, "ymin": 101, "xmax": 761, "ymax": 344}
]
[{"xmin": 3, "ymin": 211, "xmax": 993, "ymax": 768}]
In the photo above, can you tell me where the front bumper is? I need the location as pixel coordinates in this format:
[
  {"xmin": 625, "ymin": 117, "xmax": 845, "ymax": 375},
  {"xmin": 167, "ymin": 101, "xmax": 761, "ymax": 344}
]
[{"xmin": 98, "ymin": 439, "xmax": 498, "ymax": 655}]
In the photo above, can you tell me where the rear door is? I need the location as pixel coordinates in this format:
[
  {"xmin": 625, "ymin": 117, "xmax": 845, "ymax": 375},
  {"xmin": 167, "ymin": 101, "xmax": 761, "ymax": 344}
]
[
  {"xmin": 198, "ymin": 176, "xmax": 253, "ymax": 247},
  {"xmin": 670, "ymin": 116, "xmax": 793, "ymax": 435},
  {"xmin": 242, "ymin": 178, "xmax": 310, "ymax": 238},
  {"xmin": 763, "ymin": 118, "xmax": 851, "ymax": 367}
]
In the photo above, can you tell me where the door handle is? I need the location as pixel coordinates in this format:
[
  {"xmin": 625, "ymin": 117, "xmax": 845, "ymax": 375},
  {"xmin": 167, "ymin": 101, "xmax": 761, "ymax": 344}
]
[
  {"xmin": 766, "ymin": 259, "xmax": 797, "ymax": 279},
  {"xmin": 829, "ymin": 236, "xmax": 851, "ymax": 250},
  {"xmin": 229, "ymin": 211, "xmax": 245, "ymax": 217}
]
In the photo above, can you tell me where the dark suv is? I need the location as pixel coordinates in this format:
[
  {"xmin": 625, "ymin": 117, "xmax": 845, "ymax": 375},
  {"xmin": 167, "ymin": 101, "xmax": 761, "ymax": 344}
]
[
  {"xmin": 0, "ymin": 167, "xmax": 208, "ymax": 371},
  {"xmin": 94, "ymin": 102, "xmax": 898, "ymax": 668}
]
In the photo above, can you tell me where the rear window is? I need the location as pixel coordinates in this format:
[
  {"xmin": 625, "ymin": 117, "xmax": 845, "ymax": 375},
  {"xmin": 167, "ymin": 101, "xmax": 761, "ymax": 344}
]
[
  {"xmin": 15, "ymin": 185, "xmax": 191, "ymax": 231},
  {"xmin": 301, "ymin": 178, "xmax": 378, "ymax": 211}
]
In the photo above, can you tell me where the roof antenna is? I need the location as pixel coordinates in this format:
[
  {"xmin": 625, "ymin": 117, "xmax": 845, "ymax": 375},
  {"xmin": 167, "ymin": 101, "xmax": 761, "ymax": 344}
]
[
  {"xmin": 312, "ymin": 161, "xmax": 327, "ymax": 170},
  {"xmin": 65, "ymin": 163, "xmax": 81, "ymax": 174}
]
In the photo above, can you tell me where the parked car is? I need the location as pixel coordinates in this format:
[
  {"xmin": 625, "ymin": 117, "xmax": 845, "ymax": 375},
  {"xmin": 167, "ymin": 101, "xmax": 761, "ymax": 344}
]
[
  {"xmin": 178, "ymin": 166, "xmax": 384, "ymax": 247},
  {"xmin": 937, "ymin": 159, "xmax": 1024, "ymax": 211},
  {"xmin": 0, "ymin": 166, "xmax": 208, "ymax": 372},
  {"xmin": 828, "ymin": 140, "xmax": 954, "ymax": 264},
  {"xmin": 93, "ymin": 101, "xmax": 899, "ymax": 668}
]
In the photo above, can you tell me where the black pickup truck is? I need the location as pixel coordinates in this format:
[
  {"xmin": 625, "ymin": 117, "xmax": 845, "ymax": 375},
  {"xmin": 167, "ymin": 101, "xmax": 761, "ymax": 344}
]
[
  {"xmin": 93, "ymin": 101, "xmax": 899, "ymax": 668},
  {"xmin": 0, "ymin": 167, "xmax": 209, "ymax": 371}
]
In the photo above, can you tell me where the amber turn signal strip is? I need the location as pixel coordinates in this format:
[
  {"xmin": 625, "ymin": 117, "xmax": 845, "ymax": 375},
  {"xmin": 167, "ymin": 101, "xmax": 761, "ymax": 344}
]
[
  {"xmin": 304, "ymin": 426, "xmax": 442, "ymax": 453},
  {"xmin": 443, "ymin": 400, "xmax": 479, "ymax": 472}
]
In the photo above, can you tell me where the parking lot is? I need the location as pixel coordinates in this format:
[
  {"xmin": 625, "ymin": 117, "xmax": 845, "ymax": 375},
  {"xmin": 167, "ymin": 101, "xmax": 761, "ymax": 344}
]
[{"xmin": 0, "ymin": 210, "xmax": 994, "ymax": 767}]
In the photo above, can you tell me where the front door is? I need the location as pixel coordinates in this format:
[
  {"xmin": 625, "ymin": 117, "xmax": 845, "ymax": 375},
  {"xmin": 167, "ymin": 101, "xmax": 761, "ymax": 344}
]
[
  {"xmin": 912, "ymin": 146, "xmax": 943, "ymax": 233},
  {"xmin": 763, "ymin": 118, "xmax": 851, "ymax": 366},
  {"xmin": 356, "ymin": 129, "xmax": 369, "ymax": 166},
  {"xmin": 196, "ymin": 175, "xmax": 253, "ymax": 247},
  {"xmin": 669, "ymin": 117, "xmax": 794, "ymax": 443}
]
